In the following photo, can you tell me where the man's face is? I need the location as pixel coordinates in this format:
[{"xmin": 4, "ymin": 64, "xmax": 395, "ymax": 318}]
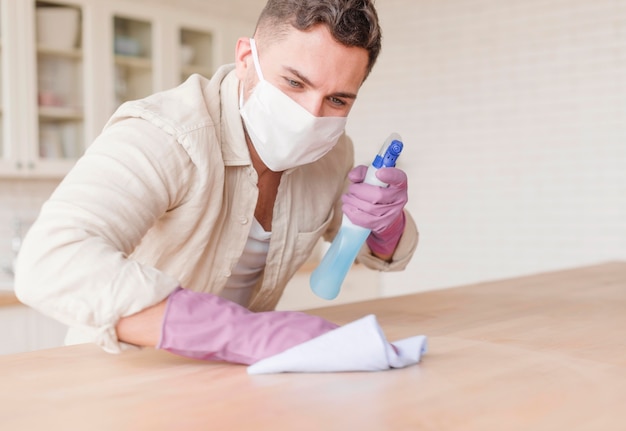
[{"xmin": 236, "ymin": 24, "xmax": 370, "ymax": 118}]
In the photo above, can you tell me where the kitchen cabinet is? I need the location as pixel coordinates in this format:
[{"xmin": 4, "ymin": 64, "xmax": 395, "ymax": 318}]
[
  {"xmin": 0, "ymin": 0, "xmax": 220, "ymax": 179},
  {"xmin": 0, "ymin": 298, "xmax": 68, "ymax": 355}
]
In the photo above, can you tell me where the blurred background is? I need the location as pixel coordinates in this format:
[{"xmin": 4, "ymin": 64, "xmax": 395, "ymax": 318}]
[{"xmin": 0, "ymin": 0, "xmax": 624, "ymax": 351}]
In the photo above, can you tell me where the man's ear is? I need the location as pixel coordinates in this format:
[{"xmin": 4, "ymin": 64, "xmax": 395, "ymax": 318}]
[{"xmin": 235, "ymin": 37, "xmax": 252, "ymax": 81}]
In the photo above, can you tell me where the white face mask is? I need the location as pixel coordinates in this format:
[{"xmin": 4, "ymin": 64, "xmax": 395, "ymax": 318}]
[{"xmin": 239, "ymin": 38, "xmax": 347, "ymax": 172}]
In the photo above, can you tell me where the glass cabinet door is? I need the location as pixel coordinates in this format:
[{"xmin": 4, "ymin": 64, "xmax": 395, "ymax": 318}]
[
  {"xmin": 0, "ymin": 1, "xmax": 221, "ymax": 178},
  {"xmin": 35, "ymin": 1, "xmax": 84, "ymax": 161},
  {"xmin": 0, "ymin": 1, "xmax": 5, "ymax": 163},
  {"xmin": 0, "ymin": 0, "xmax": 25, "ymax": 175},
  {"xmin": 113, "ymin": 15, "xmax": 152, "ymax": 108},
  {"xmin": 179, "ymin": 28, "xmax": 213, "ymax": 82}
]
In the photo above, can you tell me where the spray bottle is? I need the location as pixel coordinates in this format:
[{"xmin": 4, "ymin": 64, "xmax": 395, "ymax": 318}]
[{"xmin": 310, "ymin": 133, "xmax": 404, "ymax": 300}]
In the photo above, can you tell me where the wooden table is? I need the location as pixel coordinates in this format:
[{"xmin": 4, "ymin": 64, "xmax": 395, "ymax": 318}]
[
  {"xmin": 0, "ymin": 290, "xmax": 19, "ymax": 307},
  {"xmin": 1, "ymin": 262, "xmax": 625, "ymax": 430}
]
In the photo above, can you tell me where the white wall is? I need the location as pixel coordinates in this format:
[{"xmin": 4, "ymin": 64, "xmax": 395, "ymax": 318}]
[{"xmin": 345, "ymin": 0, "xmax": 626, "ymax": 296}]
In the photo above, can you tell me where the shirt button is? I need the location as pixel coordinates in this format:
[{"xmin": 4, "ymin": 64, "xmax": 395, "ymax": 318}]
[
  {"xmin": 239, "ymin": 216, "xmax": 249, "ymax": 224},
  {"xmin": 224, "ymin": 271, "xmax": 231, "ymax": 277}
]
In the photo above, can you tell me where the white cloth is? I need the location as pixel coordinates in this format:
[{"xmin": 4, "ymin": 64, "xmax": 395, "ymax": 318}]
[{"xmin": 247, "ymin": 314, "xmax": 427, "ymax": 374}]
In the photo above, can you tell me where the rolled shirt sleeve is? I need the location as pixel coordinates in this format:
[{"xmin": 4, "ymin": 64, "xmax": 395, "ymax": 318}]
[{"xmin": 14, "ymin": 118, "xmax": 190, "ymax": 353}]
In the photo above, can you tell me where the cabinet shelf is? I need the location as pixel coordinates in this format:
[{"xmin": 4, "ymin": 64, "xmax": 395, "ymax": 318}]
[
  {"xmin": 114, "ymin": 54, "xmax": 152, "ymax": 70},
  {"xmin": 37, "ymin": 46, "xmax": 82, "ymax": 60},
  {"xmin": 38, "ymin": 106, "xmax": 84, "ymax": 121}
]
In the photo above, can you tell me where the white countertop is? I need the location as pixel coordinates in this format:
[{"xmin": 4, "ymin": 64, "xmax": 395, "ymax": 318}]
[
  {"xmin": 0, "ymin": 280, "xmax": 14, "ymax": 292},
  {"xmin": 0, "ymin": 279, "xmax": 17, "ymax": 306}
]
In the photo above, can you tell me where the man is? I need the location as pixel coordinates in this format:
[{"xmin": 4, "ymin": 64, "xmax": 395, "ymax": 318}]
[{"xmin": 15, "ymin": 0, "xmax": 418, "ymax": 365}]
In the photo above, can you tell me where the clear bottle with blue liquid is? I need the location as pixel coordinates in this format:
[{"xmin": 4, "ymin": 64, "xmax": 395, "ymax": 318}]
[{"xmin": 310, "ymin": 133, "xmax": 404, "ymax": 300}]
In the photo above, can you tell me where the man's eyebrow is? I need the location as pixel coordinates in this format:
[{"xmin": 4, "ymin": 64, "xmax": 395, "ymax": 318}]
[{"xmin": 284, "ymin": 66, "xmax": 358, "ymax": 99}]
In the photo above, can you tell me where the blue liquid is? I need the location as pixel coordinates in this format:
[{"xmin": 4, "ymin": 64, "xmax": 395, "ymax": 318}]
[
  {"xmin": 310, "ymin": 217, "xmax": 371, "ymax": 300},
  {"xmin": 310, "ymin": 133, "xmax": 404, "ymax": 300}
]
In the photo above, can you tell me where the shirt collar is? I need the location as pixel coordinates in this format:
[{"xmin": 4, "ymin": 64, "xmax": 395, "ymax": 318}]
[{"xmin": 217, "ymin": 66, "xmax": 252, "ymax": 167}]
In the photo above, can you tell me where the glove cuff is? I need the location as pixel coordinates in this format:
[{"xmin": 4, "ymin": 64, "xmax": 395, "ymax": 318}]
[
  {"xmin": 157, "ymin": 287, "xmax": 338, "ymax": 365},
  {"xmin": 156, "ymin": 286, "xmax": 183, "ymax": 350},
  {"xmin": 366, "ymin": 212, "xmax": 406, "ymax": 257}
]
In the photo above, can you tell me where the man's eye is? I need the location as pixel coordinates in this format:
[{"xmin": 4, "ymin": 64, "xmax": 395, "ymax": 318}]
[
  {"xmin": 329, "ymin": 97, "xmax": 346, "ymax": 106},
  {"xmin": 286, "ymin": 78, "xmax": 302, "ymax": 88}
]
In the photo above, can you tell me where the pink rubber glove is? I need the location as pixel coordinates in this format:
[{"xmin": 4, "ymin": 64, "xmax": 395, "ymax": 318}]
[
  {"xmin": 157, "ymin": 288, "xmax": 338, "ymax": 365},
  {"xmin": 342, "ymin": 165, "xmax": 408, "ymax": 256}
]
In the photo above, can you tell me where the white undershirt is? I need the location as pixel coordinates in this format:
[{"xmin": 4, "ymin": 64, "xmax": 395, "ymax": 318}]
[{"xmin": 219, "ymin": 218, "xmax": 271, "ymax": 306}]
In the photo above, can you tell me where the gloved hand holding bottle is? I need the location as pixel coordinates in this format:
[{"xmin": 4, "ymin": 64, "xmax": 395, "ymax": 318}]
[
  {"xmin": 341, "ymin": 164, "xmax": 409, "ymax": 259},
  {"xmin": 155, "ymin": 288, "xmax": 338, "ymax": 365}
]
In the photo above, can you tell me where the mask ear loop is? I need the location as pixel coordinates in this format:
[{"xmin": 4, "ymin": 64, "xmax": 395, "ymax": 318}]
[
  {"xmin": 248, "ymin": 38, "xmax": 265, "ymax": 81},
  {"xmin": 239, "ymin": 82, "xmax": 245, "ymax": 109}
]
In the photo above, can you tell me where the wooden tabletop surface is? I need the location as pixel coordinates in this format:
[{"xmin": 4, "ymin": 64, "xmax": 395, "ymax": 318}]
[
  {"xmin": 1, "ymin": 262, "xmax": 625, "ymax": 430},
  {"xmin": 0, "ymin": 290, "xmax": 19, "ymax": 307}
]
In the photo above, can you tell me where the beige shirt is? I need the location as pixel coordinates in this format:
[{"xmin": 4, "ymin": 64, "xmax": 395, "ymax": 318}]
[{"xmin": 15, "ymin": 65, "xmax": 419, "ymax": 353}]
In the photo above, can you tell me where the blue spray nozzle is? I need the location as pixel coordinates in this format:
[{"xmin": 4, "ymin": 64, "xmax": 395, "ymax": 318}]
[
  {"xmin": 388, "ymin": 140, "xmax": 403, "ymax": 156},
  {"xmin": 372, "ymin": 139, "xmax": 403, "ymax": 168},
  {"xmin": 384, "ymin": 140, "xmax": 403, "ymax": 166}
]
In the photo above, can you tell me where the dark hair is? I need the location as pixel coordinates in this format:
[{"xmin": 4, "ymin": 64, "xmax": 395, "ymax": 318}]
[{"xmin": 254, "ymin": 0, "xmax": 382, "ymax": 78}]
